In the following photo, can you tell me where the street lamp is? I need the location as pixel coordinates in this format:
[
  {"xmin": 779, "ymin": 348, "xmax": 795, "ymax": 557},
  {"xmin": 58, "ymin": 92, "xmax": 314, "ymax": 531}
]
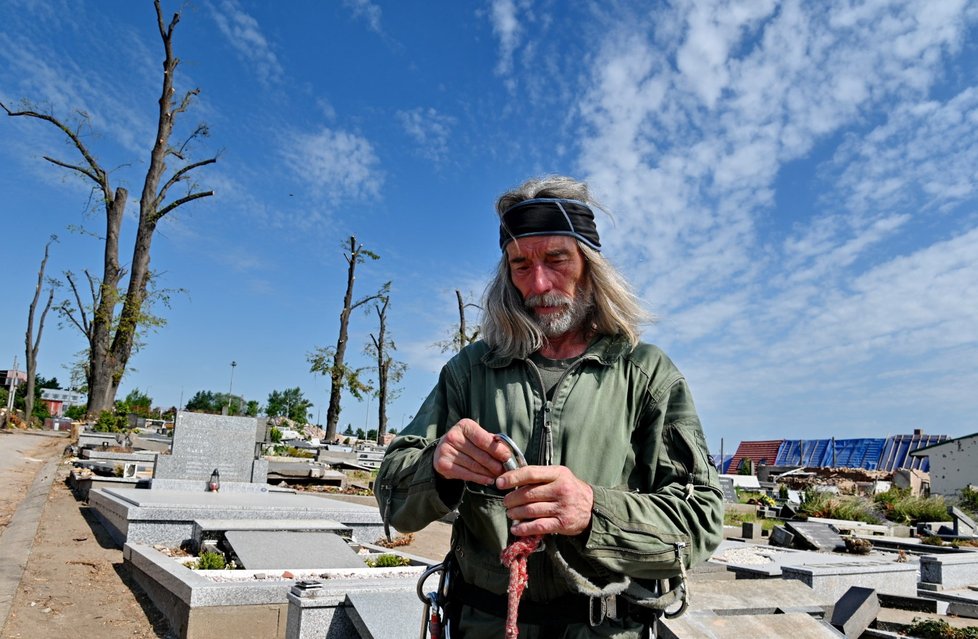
[{"xmin": 227, "ymin": 361, "xmax": 237, "ymax": 413}]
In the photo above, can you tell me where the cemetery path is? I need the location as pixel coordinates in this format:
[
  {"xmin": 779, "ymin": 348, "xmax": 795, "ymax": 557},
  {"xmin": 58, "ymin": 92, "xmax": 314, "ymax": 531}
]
[
  {"xmin": 0, "ymin": 458, "xmax": 172, "ymax": 639},
  {"xmin": 0, "ymin": 439, "xmax": 453, "ymax": 639},
  {"xmin": 0, "ymin": 431, "xmax": 64, "ymax": 533}
]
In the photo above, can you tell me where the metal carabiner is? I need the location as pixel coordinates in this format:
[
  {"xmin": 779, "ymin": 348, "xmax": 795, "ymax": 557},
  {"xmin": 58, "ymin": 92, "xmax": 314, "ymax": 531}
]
[{"xmin": 493, "ymin": 432, "xmax": 527, "ymax": 471}]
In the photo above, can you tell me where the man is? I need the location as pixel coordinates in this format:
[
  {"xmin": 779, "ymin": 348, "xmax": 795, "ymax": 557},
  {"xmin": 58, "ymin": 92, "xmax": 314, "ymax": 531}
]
[{"xmin": 376, "ymin": 176, "xmax": 722, "ymax": 638}]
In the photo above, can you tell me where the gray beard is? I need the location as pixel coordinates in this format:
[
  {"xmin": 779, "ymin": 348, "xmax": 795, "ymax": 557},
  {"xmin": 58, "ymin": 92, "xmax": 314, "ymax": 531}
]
[{"xmin": 525, "ymin": 290, "xmax": 591, "ymax": 338}]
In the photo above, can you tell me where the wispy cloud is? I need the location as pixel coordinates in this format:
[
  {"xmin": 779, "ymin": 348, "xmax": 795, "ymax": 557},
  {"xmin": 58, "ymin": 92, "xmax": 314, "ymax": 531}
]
[
  {"xmin": 396, "ymin": 107, "xmax": 457, "ymax": 165},
  {"xmin": 342, "ymin": 0, "xmax": 384, "ymax": 34},
  {"xmin": 281, "ymin": 126, "xmax": 383, "ymax": 203},
  {"xmin": 210, "ymin": 0, "xmax": 284, "ymax": 87},
  {"xmin": 569, "ymin": 0, "xmax": 978, "ymax": 436},
  {"xmin": 489, "ymin": 0, "xmax": 521, "ymax": 77}
]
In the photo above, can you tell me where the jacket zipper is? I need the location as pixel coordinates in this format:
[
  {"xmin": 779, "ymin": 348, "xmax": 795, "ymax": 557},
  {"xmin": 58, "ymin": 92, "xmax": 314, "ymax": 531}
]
[{"xmin": 525, "ymin": 357, "xmax": 587, "ymax": 466}]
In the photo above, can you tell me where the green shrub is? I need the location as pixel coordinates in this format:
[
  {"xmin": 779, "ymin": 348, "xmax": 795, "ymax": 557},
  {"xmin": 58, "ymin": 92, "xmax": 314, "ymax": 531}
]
[
  {"xmin": 799, "ymin": 490, "xmax": 882, "ymax": 524},
  {"xmin": 877, "ymin": 492, "xmax": 950, "ymax": 525},
  {"xmin": 93, "ymin": 410, "xmax": 127, "ymax": 432},
  {"xmin": 366, "ymin": 553, "xmax": 410, "ymax": 568},
  {"xmin": 907, "ymin": 617, "xmax": 978, "ymax": 639},
  {"xmin": 195, "ymin": 551, "xmax": 226, "ymax": 570}
]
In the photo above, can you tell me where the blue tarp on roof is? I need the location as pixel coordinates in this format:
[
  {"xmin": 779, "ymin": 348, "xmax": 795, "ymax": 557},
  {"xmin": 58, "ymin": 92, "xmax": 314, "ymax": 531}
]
[
  {"xmin": 775, "ymin": 439, "xmax": 887, "ymax": 469},
  {"xmin": 877, "ymin": 434, "xmax": 948, "ymax": 473}
]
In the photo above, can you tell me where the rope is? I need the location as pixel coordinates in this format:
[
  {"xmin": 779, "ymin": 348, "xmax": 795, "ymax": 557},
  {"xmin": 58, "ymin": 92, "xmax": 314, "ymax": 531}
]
[{"xmin": 499, "ymin": 535, "xmax": 542, "ymax": 638}]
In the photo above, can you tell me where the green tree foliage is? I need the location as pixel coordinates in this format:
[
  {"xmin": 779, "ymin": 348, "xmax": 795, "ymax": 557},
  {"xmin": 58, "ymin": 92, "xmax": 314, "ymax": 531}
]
[
  {"xmin": 185, "ymin": 390, "xmax": 220, "ymax": 413},
  {"xmin": 119, "ymin": 388, "xmax": 153, "ymax": 417},
  {"xmin": 265, "ymin": 387, "xmax": 312, "ymax": 424},
  {"xmin": 184, "ymin": 390, "xmax": 251, "ymax": 415}
]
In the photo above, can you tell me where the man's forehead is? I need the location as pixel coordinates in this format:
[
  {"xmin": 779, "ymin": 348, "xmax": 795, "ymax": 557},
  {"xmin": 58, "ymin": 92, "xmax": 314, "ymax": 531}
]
[{"xmin": 505, "ymin": 235, "xmax": 578, "ymax": 259}]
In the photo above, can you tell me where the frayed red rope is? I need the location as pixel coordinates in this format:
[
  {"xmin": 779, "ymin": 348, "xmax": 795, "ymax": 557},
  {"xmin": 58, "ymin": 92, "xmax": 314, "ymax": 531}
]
[{"xmin": 499, "ymin": 535, "xmax": 543, "ymax": 639}]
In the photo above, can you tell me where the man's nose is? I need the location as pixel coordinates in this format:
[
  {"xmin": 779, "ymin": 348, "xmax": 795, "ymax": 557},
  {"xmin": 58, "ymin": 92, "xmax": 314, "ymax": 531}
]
[{"xmin": 527, "ymin": 265, "xmax": 553, "ymax": 295}]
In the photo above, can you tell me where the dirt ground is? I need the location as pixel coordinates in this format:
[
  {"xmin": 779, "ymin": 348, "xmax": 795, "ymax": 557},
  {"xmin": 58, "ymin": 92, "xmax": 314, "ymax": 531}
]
[
  {"xmin": 0, "ymin": 433, "xmax": 452, "ymax": 639},
  {"xmin": 0, "ymin": 433, "xmax": 63, "ymax": 532}
]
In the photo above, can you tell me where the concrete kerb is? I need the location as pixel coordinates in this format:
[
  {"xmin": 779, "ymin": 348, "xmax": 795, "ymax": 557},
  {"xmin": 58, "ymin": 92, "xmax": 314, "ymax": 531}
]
[{"xmin": 0, "ymin": 455, "xmax": 61, "ymax": 631}]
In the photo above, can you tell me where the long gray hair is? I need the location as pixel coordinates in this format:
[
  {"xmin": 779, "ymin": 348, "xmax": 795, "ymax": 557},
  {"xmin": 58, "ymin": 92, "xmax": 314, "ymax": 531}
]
[{"xmin": 481, "ymin": 176, "xmax": 653, "ymax": 359}]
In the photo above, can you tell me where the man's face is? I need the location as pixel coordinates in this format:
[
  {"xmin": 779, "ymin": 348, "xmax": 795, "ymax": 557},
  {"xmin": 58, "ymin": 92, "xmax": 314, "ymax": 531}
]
[{"xmin": 505, "ymin": 235, "xmax": 590, "ymax": 337}]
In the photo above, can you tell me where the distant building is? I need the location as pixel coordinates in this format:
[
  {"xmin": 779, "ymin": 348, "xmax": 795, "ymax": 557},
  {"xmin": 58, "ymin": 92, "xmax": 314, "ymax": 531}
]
[
  {"xmin": 40, "ymin": 388, "xmax": 87, "ymax": 417},
  {"xmin": 909, "ymin": 432, "xmax": 978, "ymax": 497},
  {"xmin": 1, "ymin": 369, "xmax": 27, "ymax": 388}
]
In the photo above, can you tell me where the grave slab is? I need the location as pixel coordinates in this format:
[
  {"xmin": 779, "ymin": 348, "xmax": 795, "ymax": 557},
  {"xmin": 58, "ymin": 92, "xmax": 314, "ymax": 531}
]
[
  {"xmin": 660, "ymin": 611, "xmax": 844, "ymax": 639},
  {"xmin": 191, "ymin": 518, "xmax": 352, "ymax": 553},
  {"xmin": 782, "ymin": 560, "xmax": 918, "ymax": 601},
  {"xmin": 786, "ymin": 520, "xmax": 847, "ymax": 552},
  {"xmin": 345, "ymin": 590, "xmax": 425, "ymax": 639},
  {"xmin": 90, "ymin": 487, "xmax": 384, "ymax": 547},
  {"xmin": 682, "ymin": 577, "xmax": 833, "ymax": 615},
  {"xmin": 830, "ymin": 586, "xmax": 880, "ymax": 638},
  {"xmin": 226, "ymin": 531, "xmax": 365, "ymax": 570},
  {"xmin": 709, "ymin": 540, "xmax": 857, "ymax": 579}
]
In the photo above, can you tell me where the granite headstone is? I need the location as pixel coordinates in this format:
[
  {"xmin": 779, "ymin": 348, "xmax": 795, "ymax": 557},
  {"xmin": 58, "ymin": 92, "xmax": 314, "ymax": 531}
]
[{"xmin": 152, "ymin": 411, "xmax": 268, "ymax": 490}]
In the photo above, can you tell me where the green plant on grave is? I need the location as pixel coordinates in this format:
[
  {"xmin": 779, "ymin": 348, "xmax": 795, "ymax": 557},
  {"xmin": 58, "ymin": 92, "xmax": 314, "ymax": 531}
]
[
  {"xmin": 907, "ymin": 617, "xmax": 978, "ymax": 639},
  {"xmin": 195, "ymin": 551, "xmax": 226, "ymax": 570},
  {"xmin": 365, "ymin": 553, "xmax": 410, "ymax": 568},
  {"xmin": 874, "ymin": 487, "xmax": 950, "ymax": 525}
]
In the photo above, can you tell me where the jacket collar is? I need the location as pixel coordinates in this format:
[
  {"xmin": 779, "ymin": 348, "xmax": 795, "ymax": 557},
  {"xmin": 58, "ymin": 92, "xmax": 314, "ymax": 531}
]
[{"xmin": 482, "ymin": 333, "xmax": 632, "ymax": 369}]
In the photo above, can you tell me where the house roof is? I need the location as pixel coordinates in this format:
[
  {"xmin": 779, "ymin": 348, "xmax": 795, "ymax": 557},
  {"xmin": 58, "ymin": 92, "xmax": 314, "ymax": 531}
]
[
  {"xmin": 727, "ymin": 440, "xmax": 783, "ymax": 474},
  {"xmin": 908, "ymin": 431, "xmax": 978, "ymax": 457}
]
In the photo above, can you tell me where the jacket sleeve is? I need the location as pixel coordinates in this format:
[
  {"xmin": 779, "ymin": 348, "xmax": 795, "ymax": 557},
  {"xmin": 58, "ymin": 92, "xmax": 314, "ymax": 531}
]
[
  {"xmin": 375, "ymin": 366, "xmax": 465, "ymax": 536},
  {"xmin": 575, "ymin": 376, "xmax": 723, "ymax": 580}
]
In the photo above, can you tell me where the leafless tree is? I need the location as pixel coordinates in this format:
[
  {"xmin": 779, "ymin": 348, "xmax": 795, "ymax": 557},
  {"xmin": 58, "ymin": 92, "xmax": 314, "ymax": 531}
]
[
  {"xmin": 308, "ymin": 236, "xmax": 389, "ymax": 443},
  {"xmin": 24, "ymin": 236, "xmax": 58, "ymax": 424},
  {"xmin": 436, "ymin": 289, "xmax": 481, "ymax": 353},
  {"xmin": 1, "ymin": 0, "xmax": 216, "ymax": 416},
  {"xmin": 367, "ymin": 296, "xmax": 406, "ymax": 445}
]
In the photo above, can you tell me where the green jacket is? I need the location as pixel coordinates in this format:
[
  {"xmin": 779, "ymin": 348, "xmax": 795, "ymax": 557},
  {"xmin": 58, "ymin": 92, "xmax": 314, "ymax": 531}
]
[{"xmin": 376, "ymin": 336, "xmax": 722, "ymax": 636}]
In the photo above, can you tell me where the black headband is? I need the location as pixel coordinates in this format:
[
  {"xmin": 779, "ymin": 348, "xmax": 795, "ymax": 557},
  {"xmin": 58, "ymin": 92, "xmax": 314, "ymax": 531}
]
[{"xmin": 498, "ymin": 198, "xmax": 601, "ymax": 252}]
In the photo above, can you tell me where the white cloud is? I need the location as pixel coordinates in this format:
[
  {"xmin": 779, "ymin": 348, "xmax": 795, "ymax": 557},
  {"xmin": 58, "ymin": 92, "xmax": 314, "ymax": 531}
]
[
  {"xmin": 210, "ymin": 0, "xmax": 284, "ymax": 86},
  {"xmin": 489, "ymin": 0, "xmax": 521, "ymax": 76},
  {"xmin": 342, "ymin": 0, "xmax": 383, "ymax": 34},
  {"xmin": 281, "ymin": 127, "xmax": 383, "ymax": 203},
  {"xmin": 396, "ymin": 107, "xmax": 457, "ymax": 165}
]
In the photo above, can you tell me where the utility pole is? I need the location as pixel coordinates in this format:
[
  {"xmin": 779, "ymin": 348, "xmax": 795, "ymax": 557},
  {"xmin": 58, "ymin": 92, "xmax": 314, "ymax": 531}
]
[
  {"xmin": 226, "ymin": 361, "xmax": 237, "ymax": 414},
  {"xmin": 5, "ymin": 356, "xmax": 20, "ymax": 413}
]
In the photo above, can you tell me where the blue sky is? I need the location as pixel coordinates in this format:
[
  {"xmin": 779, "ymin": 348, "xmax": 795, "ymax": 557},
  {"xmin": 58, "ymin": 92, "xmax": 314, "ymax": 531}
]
[{"xmin": 3, "ymin": 0, "xmax": 978, "ymax": 452}]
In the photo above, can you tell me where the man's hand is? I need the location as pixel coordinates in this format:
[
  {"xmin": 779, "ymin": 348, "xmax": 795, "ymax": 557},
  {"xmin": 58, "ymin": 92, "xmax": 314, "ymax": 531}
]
[
  {"xmin": 433, "ymin": 419, "xmax": 512, "ymax": 485},
  {"xmin": 496, "ymin": 466, "xmax": 594, "ymax": 537}
]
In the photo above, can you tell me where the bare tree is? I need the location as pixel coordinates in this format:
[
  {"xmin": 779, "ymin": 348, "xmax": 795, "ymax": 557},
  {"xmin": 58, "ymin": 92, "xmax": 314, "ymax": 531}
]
[
  {"xmin": 436, "ymin": 289, "xmax": 481, "ymax": 353},
  {"xmin": 24, "ymin": 236, "xmax": 58, "ymax": 424},
  {"xmin": 367, "ymin": 296, "xmax": 406, "ymax": 445},
  {"xmin": 1, "ymin": 0, "xmax": 216, "ymax": 416},
  {"xmin": 308, "ymin": 236, "xmax": 389, "ymax": 443}
]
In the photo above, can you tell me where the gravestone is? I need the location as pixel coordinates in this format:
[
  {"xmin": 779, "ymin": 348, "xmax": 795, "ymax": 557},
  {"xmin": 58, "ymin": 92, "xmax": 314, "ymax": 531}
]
[
  {"xmin": 719, "ymin": 477, "xmax": 738, "ymax": 503},
  {"xmin": 949, "ymin": 506, "xmax": 976, "ymax": 536},
  {"xmin": 742, "ymin": 521, "xmax": 764, "ymax": 541},
  {"xmin": 152, "ymin": 411, "xmax": 268, "ymax": 491},
  {"xmin": 830, "ymin": 586, "xmax": 880, "ymax": 638},
  {"xmin": 770, "ymin": 526, "xmax": 795, "ymax": 548},
  {"xmin": 785, "ymin": 520, "xmax": 847, "ymax": 552}
]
